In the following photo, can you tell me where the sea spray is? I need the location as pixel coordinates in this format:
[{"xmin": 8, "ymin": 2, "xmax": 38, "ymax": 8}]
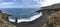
[{"xmin": 9, "ymin": 12, "xmax": 42, "ymax": 23}]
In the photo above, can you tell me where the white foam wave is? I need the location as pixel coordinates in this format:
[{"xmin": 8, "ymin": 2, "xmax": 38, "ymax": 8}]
[
  {"xmin": 9, "ymin": 18, "xmax": 15, "ymax": 22},
  {"xmin": 9, "ymin": 12, "xmax": 43, "ymax": 23}
]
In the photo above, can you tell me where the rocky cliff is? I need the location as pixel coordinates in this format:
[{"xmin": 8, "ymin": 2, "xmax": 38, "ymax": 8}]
[
  {"xmin": 36, "ymin": 3, "xmax": 60, "ymax": 27},
  {"xmin": 0, "ymin": 10, "xmax": 16, "ymax": 27},
  {"xmin": 42, "ymin": 11, "xmax": 60, "ymax": 27}
]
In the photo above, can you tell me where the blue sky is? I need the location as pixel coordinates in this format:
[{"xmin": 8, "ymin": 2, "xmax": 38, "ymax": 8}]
[{"xmin": 0, "ymin": 0, "xmax": 45, "ymax": 8}]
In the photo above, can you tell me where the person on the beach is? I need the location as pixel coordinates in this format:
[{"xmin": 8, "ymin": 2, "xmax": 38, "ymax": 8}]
[{"xmin": 14, "ymin": 17, "xmax": 18, "ymax": 26}]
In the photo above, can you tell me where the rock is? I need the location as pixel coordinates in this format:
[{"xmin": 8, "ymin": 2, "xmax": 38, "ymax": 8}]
[
  {"xmin": 42, "ymin": 11, "xmax": 60, "ymax": 27},
  {"xmin": 0, "ymin": 10, "xmax": 16, "ymax": 27},
  {"xmin": 36, "ymin": 3, "xmax": 60, "ymax": 14}
]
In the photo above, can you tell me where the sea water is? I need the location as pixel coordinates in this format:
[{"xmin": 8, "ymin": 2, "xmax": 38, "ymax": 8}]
[{"xmin": 0, "ymin": 8, "xmax": 42, "ymax": 23}]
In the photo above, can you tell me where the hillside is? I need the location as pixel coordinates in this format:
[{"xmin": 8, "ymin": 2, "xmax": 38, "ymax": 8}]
[
  {"xmin": 0, "ymin": 10, "xmax": 16, "ymax": 27},
  {"xmin": 42, "ymin": 11, "xmax": 60, "ymax": 27}
]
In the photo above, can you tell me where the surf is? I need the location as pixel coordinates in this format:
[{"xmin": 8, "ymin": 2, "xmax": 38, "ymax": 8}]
[{"xmin": 8, "ymin": 12, "xmax": 43, "ymax": 23}]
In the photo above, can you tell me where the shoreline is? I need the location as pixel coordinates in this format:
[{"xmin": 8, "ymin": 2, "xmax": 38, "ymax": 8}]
[{"xmin": 8, "ymin": 12, "xmax": 43, "ymax": 23}]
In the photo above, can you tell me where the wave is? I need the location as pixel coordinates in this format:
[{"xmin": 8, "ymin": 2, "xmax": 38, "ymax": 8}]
[{"xmin": 8, "ymin": 12, "xmax": 43, "ymax": 23}]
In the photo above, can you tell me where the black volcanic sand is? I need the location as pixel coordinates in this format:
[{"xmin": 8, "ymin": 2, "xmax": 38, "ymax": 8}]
[{"xmin": 11, "ymin": 14, "xmax": 48, "ymax": 27}]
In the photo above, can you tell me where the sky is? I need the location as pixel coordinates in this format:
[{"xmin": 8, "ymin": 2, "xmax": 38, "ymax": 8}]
[{"xmin": 0, "ymin": 0, "xmax": 60, "ymax": 8}]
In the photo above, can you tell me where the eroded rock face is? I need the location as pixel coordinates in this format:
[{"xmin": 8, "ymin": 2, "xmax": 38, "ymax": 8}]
[{"xmin": 42, "ymin": 11, "xmax": 60, "ymax": 27}]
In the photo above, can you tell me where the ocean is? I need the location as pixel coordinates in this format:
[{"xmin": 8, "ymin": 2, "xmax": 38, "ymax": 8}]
[{"xmin": 0, "ymin": 8, "xmax": 42, "ymax": 23}]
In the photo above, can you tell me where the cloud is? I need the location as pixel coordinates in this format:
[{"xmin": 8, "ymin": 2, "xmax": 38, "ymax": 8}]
[
  {"xmin": 0, "ymin": 0, "xmax": 16, "ymax": 5},
  {"xmin": 23, "ymin": 0, "xmax": 44, "ymax": 8},
  {"xmin": 41, "ymin": 0, "xmax": 60, "ymax": 7},
  {"xmin": 0, "ymin": 0, "xmax": 44, "ymax": 8},
  {"xmin": 0, "ymin": 2, "xmax": 15, "ymax": 5}
]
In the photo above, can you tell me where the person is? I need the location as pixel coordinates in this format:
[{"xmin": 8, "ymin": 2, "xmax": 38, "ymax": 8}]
[{"xmin": 15, "ymin": 17, "xmax": 18, "ymax": 24}]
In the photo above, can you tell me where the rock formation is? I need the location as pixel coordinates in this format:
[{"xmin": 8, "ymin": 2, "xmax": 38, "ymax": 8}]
[
  {"xmin": 36, "ymin": 3, "xmax": 60, "ymax": 27},
  {"xmin": 0, "ymin": 10, "xmax": 16, "ymax": 27},
  {"xmin": 36, "ymin": 3, "xmax": 60, "ymax": 15},
  {"xmin": 42, "ymin": 11, "xmax": 60, "ymax": 27}
]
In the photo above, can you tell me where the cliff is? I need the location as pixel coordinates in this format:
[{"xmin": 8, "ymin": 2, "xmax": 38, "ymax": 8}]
[
  {"xmin": 0, "ymin": 10, "xmax": 16, "ymax": 27},
  {"xmin": 36, "ymin": 3, "xmax": 60, "ymax": 18},
  {"xmin": 36, "ymin": 3, "xmax": 60, "ymax": 12},
  {"xmin": 35, "ymin": 3, "xmax": 60, "ymax": 27},
  {"xmin": 42, "ymin": 11, "xmax": 60, "ymax": 27}
]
